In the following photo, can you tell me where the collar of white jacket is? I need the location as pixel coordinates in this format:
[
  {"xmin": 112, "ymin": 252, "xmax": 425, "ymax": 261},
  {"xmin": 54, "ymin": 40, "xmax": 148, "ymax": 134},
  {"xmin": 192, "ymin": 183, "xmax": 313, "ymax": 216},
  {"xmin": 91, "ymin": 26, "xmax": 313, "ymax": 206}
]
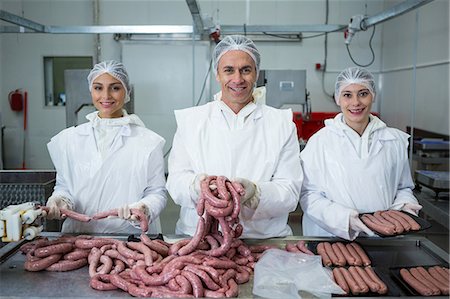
[{"xmin": 86, "ymin": 109, "xmax": 146, "ymax": 128}]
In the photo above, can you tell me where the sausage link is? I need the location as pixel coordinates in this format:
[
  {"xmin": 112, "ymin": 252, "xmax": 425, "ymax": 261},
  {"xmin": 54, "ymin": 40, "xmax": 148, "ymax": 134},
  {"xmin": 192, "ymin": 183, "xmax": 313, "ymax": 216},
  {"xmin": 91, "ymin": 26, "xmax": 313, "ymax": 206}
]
[
  {"xmin": 410, "ymin": 267, "xmax": 441, "ymax": 295},
  {"xmin": 316, "ymin": 242, "xmax": 332, "ymax": 266},
  {"xmin": 63, "ymin": 248, "xmax": 90, "ymax": 261},
  {"xmin": 400, "ymin": 268, "xmax": 433, "ymax": 296},
  {"xmin": 90, "ymin": 274, "xmax": 118, "ymax": 291},
  {"xmin": 333, "ymin": 267, "xmax": 349, "ymax": 294},
  {"xmin": 335, "ymin": 242, "xmax": 356, "ymax": 265},
  {"xmin": 331, "ymin": 242, "xmax": 347, "ymax": 266},
  {"xmin": 140, "ymin": 233, "xmax": 169, "ymax": 256},
  {"xmin": 127, "ymin": 241, "xmax": 153, "ymax": 266},
  {"xmin": 388, "ymin": 210, "xmax": 421, "ymax": 230},
  {"xmin": 349, "ymin": 243, "xmax": 371, "ymax": 266},
  {"xmin": 340, "ymin": 267, "xmax": 362, "ymax": 295},
  {"xmin": 225, "ymin": 278, "xmax": 239, "ymax": 298},
  {"xmin": 46, "ymin": 258, "xmax": 87, "ymax": 271},
  {"xmin": 373, "ymin": 211, "xmax": 396, "ymax": 231},
  {"xmin": 364, "ymin": 267, "xmax": 388, "ymax": 294},
  {"xmin": 361, "ymin": 214, "xmax": 396, "ymax": 235},
  {"xmin": 323, "ymin": 242, "xmax": 339, "ymax": 266},
  {"xmin": 24, "ymin": 254, "xmax": 62, "ymax": 271},
  {"xmin": 345, "ymin": 243, "xmax": 362, "ymax": 266},
  {"xmin": 354, "ymin": 266, "xmax": 379, "ymax": 293},
  {"xmin": 427, "ymin": 267, "xmax": 450, "ymax": 295},
  {"xmin": 296, "ymin": 240, "xmax": 314, "ymax": 255},
  {"xmin": 177, "ymin": 217, "xmax": 205, "ymax": 256},
  {"xmin": 34, "ymin": 243, "xmax": 73, "ymax": 258},
  {"xmin": 185, "ymin": 264, "xmax": 221, "ymax": 291},
  {"xmin": 380, "ymin": 210, "xmax": 405, "ymax": 233},
  {"xmin": 417, "ymin": 266, "xmax": 448, "ymax": 295},
  {"xmin": 60, "ymin": 208, "xmax": 91, "ymax": 222},
  {"xmin": 181, "ymin": 270, "xmax": 204, "ymax": 298},
  {"xmin": 348, "ymin": 266, "xmax": 369, "ymax": 293}
]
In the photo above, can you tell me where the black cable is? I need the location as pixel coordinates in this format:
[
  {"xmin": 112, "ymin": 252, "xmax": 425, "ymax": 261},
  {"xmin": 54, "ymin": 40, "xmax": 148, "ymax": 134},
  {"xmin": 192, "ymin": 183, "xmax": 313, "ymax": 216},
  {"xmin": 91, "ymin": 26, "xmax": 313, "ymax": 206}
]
[{"xmin": 346, "ymin": 25, "xmax": 376, "ymax": 67}]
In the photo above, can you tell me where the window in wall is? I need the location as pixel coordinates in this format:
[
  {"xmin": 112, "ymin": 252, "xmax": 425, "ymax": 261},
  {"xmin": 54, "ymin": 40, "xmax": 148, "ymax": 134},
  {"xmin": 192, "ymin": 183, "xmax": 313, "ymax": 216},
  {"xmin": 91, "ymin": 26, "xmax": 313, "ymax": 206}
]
[{"xmin": 44, "ymin": 56, "xmax": 93, "ymax": 106}]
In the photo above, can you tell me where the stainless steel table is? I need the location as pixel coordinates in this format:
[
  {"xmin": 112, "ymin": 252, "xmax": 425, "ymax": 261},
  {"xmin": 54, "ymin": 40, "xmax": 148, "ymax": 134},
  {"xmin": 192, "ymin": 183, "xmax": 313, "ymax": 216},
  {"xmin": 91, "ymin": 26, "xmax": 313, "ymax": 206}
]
[{"xmin": 0, "ymin": 233, "xmax": 448, "ymax": 298}]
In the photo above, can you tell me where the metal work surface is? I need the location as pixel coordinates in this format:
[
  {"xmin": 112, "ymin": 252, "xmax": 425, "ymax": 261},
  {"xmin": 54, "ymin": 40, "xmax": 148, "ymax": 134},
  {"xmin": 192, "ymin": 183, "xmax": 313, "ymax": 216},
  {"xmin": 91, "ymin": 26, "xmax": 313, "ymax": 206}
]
[
  {"xmin": 415, "ymin": 187, "xmax": 449, "ymax": 230},
  {"xmin": 0, "ymin": 233, "xmax": 448, "ymax": 298},
  {"xmin": 416, "ymin": 170, "xmax": 450, "ymax": 190}
]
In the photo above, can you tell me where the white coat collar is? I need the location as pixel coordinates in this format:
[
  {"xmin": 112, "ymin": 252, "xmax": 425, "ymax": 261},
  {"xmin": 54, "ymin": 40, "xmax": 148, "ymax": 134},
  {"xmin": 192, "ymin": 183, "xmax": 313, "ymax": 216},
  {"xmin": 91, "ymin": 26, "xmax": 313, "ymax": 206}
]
[
  {"xmin": 325, "ymin": 113, "xmax": 396, "ymax": 141},
  {"xmin": 74, "ymin": 109, "xmax": 145, "ymax": 136},
  {"xmin": 212, "ymin": 87, "xmax": 264, "ymax": 121}
]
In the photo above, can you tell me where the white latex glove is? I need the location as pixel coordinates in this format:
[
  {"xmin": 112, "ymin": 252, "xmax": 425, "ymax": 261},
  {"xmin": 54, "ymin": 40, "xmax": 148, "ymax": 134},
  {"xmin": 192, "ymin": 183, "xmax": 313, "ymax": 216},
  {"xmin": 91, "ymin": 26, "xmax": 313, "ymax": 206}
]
[
  {"xmin": 232, "ymin": 177, "xmax": 260, "ymax": 209},
  {"xmin": 46, "ymin": 196, "xmax": 73, "ymax": 220},
  {"xmin": 401, "ymin": 203, "xmax": 422, "ymax": 216},
  {"xmin": 117, "ymin": 202, "xmax": 149, "ymax": 221},
  {"xmin": 349, "ymin": 211, "xmax": 375, "ymax": 237},
  {"xmin": 190, "ymin": 173, "xmax": 207, "ymax": 200}
]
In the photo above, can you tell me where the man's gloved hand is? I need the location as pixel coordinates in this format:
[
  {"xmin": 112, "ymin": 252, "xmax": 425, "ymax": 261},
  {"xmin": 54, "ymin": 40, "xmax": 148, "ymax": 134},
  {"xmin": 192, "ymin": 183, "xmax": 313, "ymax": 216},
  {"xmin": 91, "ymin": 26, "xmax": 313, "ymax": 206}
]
[
  {"xmin": 190, "ymin": 173, "xmax": 207, "ymax": 200},
  {"xmin": 349, "ymin": 210, "xmax": 375, "ymax": 237},
  {"xmin": 401, "ymin": 203, "xmax": 422, "ymax": 216},
  {"xmin": 117, "ymin": 202, "xmax": 149, "ymax": 222},
  {"xmin": 231, "ymin": 177, "xmax": 260, "ymax": 209},
  {"xmin": 46, "ymin": 196, "xmax": 73, "ymax": 220}
]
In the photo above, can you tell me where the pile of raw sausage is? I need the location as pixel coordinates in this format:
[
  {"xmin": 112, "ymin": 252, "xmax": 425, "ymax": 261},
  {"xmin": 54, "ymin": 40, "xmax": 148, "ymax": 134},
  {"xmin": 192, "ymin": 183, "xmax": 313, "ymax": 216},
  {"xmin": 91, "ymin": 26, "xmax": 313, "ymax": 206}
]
[
  {"xmin": 400, "ymin": 266, "xmax": 449, "ymax": 296},
  {"xmin": 316, "ymin": 241, "xmax": 388, "ymax": 295},
  {"xmin": 361, "ymin": 210, "xmax": 421, "ymax": 236},
  {"xmin": 21, "ymin": 176, "xmax": 257, "ymax": 297}
]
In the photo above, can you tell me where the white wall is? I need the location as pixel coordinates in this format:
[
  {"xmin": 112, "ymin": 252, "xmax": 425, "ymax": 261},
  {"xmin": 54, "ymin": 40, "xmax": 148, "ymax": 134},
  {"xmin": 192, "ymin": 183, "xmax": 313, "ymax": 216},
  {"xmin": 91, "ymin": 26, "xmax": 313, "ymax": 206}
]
[
  {"xmin": 379, "ymin": 0, "xmax": 449, "ymax": 135},
  {"xmin": 1, "ymin": 0, "xmax": 448, "ymax": 170}
]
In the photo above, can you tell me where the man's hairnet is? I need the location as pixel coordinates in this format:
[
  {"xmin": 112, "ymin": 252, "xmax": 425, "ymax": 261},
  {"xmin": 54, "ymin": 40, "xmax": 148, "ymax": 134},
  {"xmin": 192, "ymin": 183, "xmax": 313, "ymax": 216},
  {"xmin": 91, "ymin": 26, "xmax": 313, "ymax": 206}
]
[
  {"xmin": 213, "ymin": 35, "xmax": 261, "ymax": 78},
  {"xmin": 334, "ymin": 67, "xmax": 376, "ymax": 105},
  {"xmin": 87, "ymin": 60, "xmax": 131, "ymax": 103}
]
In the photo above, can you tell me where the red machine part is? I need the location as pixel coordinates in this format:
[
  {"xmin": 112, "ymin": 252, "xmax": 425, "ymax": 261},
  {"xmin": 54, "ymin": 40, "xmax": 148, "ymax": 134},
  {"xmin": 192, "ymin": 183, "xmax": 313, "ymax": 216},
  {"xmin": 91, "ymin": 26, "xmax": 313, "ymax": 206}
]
[{"xmin": 293, "ymin": 112, "xmax": 379, "ymax": 141}]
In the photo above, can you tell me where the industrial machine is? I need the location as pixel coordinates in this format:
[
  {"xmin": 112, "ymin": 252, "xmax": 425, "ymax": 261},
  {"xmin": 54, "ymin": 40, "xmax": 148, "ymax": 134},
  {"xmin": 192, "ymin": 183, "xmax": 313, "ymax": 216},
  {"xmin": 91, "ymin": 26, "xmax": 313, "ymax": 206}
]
[
  {"xmin": 0, "ymin": 202, "xmax": 46, "ymax": 242},
  {"xmin": 257, "ymin": 69, "xmax": 309, "ymax": 114}
]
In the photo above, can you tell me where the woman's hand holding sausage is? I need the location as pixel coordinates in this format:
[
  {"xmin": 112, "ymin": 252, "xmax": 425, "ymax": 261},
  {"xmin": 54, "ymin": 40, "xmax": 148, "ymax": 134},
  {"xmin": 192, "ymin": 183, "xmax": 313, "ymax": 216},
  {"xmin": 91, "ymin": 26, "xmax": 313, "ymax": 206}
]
[
  {"xmin": 46, "ymin": 195, "xmax": 73, "ymax": 220},
  {"xmin": 349, "ymin": 210, "xmax": 375, "ymax": 238}
]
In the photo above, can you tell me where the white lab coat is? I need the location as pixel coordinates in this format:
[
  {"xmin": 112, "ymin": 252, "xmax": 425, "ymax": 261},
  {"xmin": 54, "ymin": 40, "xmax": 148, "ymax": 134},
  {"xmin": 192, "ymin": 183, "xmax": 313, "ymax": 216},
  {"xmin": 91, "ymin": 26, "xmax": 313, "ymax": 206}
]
[
  {"xmin": 47, "ymin": 111, "xmax": 167, "ymax": 234},
  {"xmin": 166, "ymin": 96, "xmax": 303, "ymax": 239},
  {"xmin": 300, "ymin": 113, "xmax": 418, "ymax": 240}
]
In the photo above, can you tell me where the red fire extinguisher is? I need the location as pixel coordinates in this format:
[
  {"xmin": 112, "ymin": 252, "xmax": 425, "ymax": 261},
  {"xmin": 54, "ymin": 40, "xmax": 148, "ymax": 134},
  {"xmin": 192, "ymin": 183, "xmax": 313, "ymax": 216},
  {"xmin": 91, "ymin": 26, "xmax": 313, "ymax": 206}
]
[{"xmin": 9, "ymin": 89, "xmax": 24, "ymax": 112}]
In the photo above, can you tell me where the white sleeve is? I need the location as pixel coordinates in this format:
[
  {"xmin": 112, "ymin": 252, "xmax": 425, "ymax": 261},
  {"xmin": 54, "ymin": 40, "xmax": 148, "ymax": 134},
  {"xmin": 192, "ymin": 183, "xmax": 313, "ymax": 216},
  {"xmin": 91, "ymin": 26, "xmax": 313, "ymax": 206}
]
[
  {"xmin": 252, "ymin": 121, "xmax": 303, "ymax": 220},
  {"xmin": 138, "ymin": 140, "xmax": 168, "ymax": 222},
  {"xmin": 166, "ymin": 121, "xmax": 197, "ymax": 209},
  {"xmin": 391, "ymin": 148, "xmax": 419, "ymax": 210},
  {"xmin": 47, "ymin": 131, "xmax": 75, "ymax": 207},
  {"xmin": 299, "ymin": 135, "xmax": 354, "ymax": 239}
]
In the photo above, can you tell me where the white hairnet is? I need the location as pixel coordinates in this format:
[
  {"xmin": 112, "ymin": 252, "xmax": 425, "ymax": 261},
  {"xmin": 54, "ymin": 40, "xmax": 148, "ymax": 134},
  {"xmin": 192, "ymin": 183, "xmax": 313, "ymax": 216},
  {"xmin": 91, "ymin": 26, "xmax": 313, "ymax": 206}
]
[
  {"xmin": 334, "ymin": 67, "xmax": 376, "ymax": 105},
  {"xmin": 87, "ymin": 60, "xmax": 131, "ymax": 103},
  {"xmin": 213, "ymin": 35, "xmax": 261, "ymax": 78}
]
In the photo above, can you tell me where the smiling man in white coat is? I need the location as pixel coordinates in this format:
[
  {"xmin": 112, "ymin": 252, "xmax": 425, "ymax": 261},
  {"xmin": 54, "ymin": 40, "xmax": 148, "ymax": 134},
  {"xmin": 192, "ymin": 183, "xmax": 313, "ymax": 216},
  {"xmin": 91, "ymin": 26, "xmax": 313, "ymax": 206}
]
[{"xmin": 166, "ymin": 35, "xmax": 303, "ymax": 239}]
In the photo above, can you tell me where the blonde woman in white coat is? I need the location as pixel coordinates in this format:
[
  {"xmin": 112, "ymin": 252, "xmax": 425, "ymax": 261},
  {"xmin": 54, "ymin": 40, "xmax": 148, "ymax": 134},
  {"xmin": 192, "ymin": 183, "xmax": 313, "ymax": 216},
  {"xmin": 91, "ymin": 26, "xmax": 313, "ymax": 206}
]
[
  {"xmin": 167, "ymin": 35, "xmax": 303, "ymax": 239},
  {"xmin": 46, "ymin": 61, "xmax": 167, "ymax": 234},
  {"xmin": 300, "ymin": 67, "xmax": 421, "ymax": 240}
]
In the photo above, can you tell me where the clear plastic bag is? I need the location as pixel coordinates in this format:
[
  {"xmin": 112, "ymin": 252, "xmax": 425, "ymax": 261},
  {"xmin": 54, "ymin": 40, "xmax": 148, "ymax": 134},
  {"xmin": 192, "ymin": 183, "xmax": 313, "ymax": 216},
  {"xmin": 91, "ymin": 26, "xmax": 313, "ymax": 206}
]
[{"xmin": 253, "ymin": 249, "xmax": 345, "ymax": 299}]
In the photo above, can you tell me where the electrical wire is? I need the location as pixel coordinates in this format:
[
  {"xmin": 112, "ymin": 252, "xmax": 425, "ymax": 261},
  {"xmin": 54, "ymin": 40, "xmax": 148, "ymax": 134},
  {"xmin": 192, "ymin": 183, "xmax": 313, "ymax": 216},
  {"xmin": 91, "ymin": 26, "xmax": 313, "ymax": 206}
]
[
  {"xmin": 164, "ymin": 57, "xmax": 213, "ymax": 158},
  {"xmin": 345, "ymin": 25, "xmax": 376, "ymax": 67},
  {"xmin": 321, "ymin": 0, "xmax": 335, "ymax": 100}
]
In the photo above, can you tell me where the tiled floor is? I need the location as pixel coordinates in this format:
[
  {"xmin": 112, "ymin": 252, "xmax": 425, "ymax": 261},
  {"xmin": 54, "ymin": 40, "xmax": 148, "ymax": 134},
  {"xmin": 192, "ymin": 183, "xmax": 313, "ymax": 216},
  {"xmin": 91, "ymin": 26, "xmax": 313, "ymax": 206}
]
[{"xmin": 161, "ymin": 198, "xmax": 449, "ymax": 253}]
